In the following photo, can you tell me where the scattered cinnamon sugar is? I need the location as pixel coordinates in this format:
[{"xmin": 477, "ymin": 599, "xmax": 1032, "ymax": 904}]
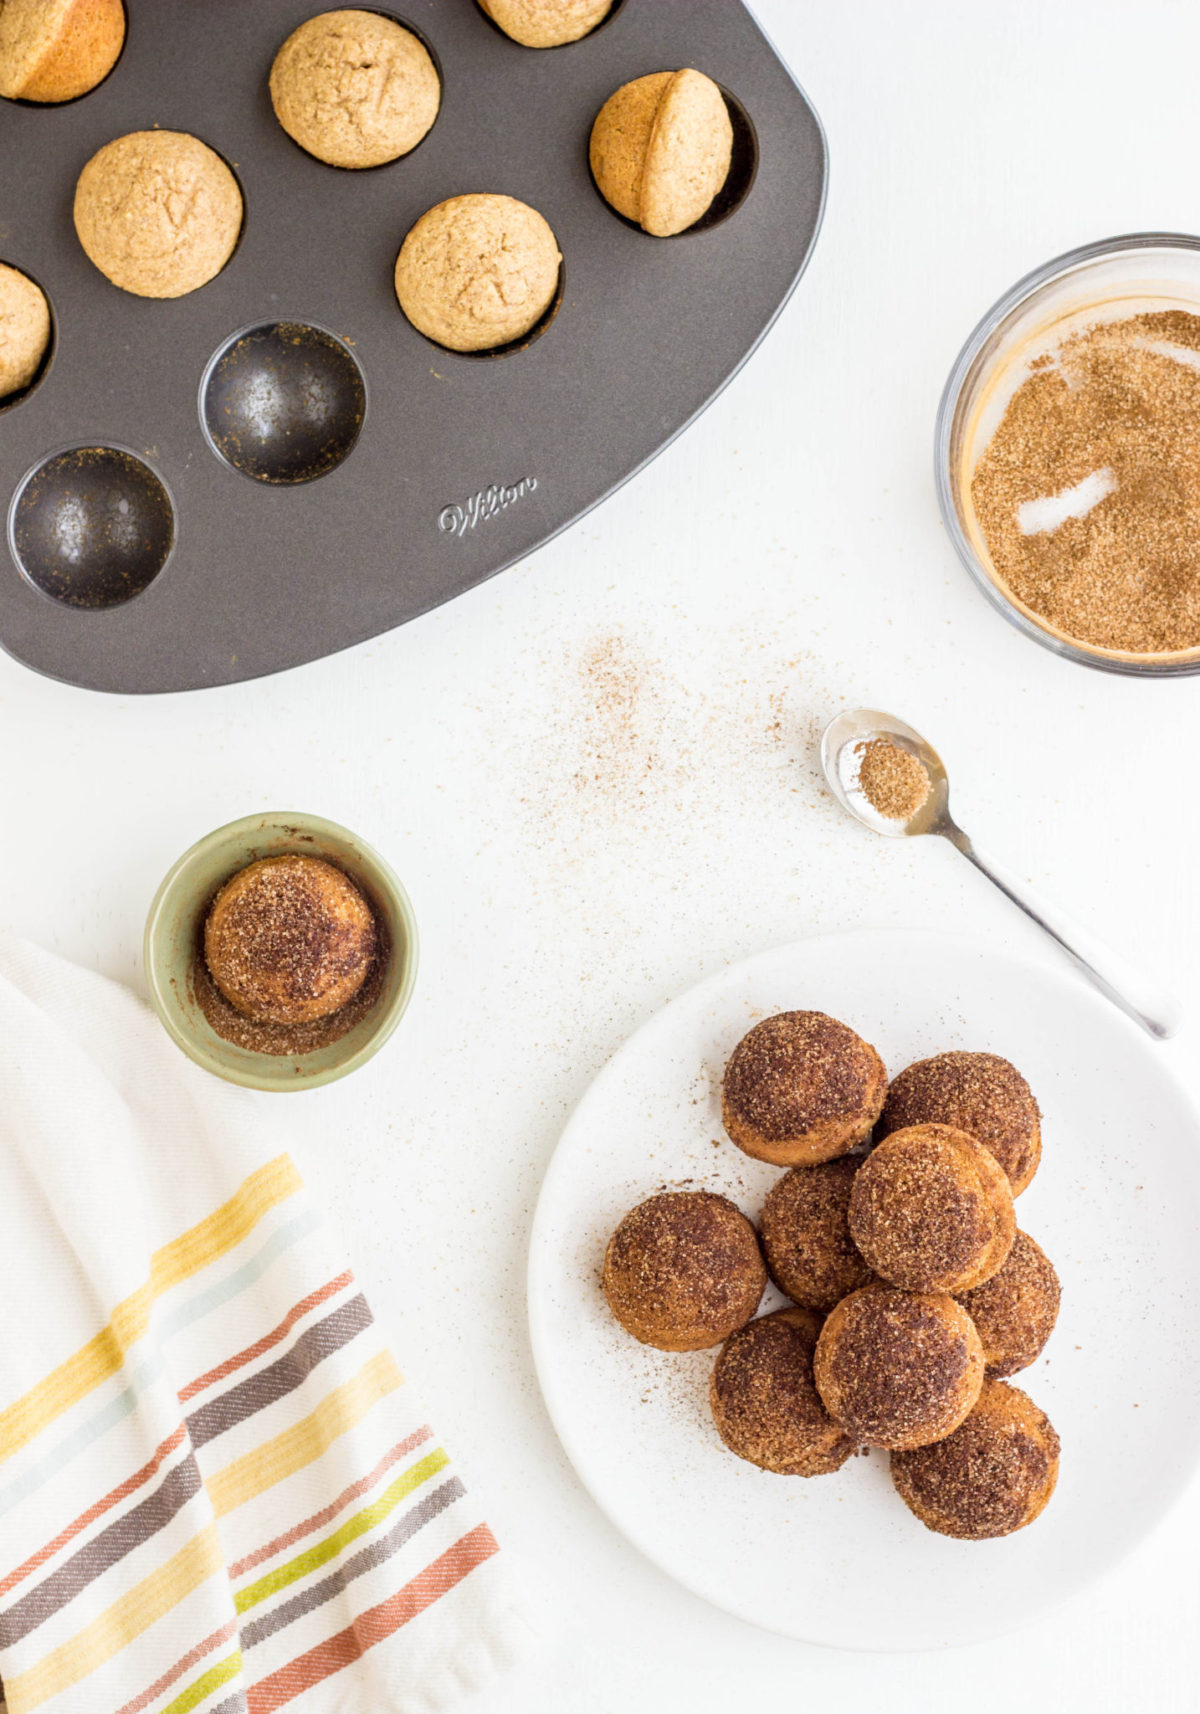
[
  {"xmin": 971, "ymin": 309, "xmax": 1200, "ymax": 654},
  {"xmin": 573, "ymin": 633, "xmax": 661, "ymax": 801},
  {"xmin": 855, "ymin": 737, "xmax": 930, "ymax": 821}
]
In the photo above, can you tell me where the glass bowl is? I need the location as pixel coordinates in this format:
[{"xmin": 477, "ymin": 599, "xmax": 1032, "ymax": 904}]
[{"xmin": 935, "ymin": 232, "xmax": 1200, "ymax": 677}]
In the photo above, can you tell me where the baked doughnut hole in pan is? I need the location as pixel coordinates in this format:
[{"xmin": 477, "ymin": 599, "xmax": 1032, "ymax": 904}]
[
  {"xmin": 472, "ymin": 0, "xmax": 627, "ymax": 49},
  {"xmin": 414, "ymin": 264, "xmax": 566, "ymax": 362},
  {"xmin": 0, "ymin": 261, "xmax": 55, "ymax": 413},
  {"xmin": 200, "ymin": 321, "xmax": 366, "ymax": 484},
  {"xmin": 270, "ymin": 10, "xmax": 444, "ymax": 171},
  {"xmin": 0, "ymin": 0, "xmax": 128, "ymax": 108},
  {"xmin": 8, "ymin": 445, "xmax": 174, "ymax": 608},
  {"xmin": 0, "ymin": 0, "xmax": 825, "ymax": 691},
  {"xmin": 590, "ymin": 85, "xmax": 759, "ymax": 238}
]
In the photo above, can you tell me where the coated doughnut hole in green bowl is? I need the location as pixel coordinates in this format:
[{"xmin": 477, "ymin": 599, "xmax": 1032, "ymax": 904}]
[{"xmin": 144, "ymin": 812, "xmax": 418, "ymax": 1092}]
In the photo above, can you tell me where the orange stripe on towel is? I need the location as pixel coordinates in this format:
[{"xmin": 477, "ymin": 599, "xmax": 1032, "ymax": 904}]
[{"xmin": 245, "ymin": 1523, "xmax": 500, "ymax": 1713}]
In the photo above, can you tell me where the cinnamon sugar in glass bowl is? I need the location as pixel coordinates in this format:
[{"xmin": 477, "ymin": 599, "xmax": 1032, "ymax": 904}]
[
  {"xmin": 935, "ymin": 232, "xmax": 1200, "ymax": 677},
  {"xmin": 145, "ymin": 812, "xmax": 418, "ymax": 1091}
]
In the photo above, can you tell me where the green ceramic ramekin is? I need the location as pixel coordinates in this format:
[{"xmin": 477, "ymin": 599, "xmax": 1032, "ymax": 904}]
[{"xmin": 144, "ymin": 811, "xmax": 418, "ymax": 1092}]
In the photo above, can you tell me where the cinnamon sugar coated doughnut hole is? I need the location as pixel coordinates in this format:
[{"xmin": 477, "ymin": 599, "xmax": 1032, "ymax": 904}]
[
  {"xmin": 269, "ymin": 11, "xmax": 440, "ymax": 169},
  {"xmin": 759, "ymin": 1158, "xmax": 873, "ymax": 1311},
  {"xmin": 879, "ymin": 1051, "xmax": 1042, "ymax": 1196},
  {"xmin": 204, "ymin": 856, "xmax": 377, "ymax": 1025},
  {"xmin": 602, "ymin": 1191, "xmax": 766, "ymax": 1351},
  {"xmin": 848, "ymin": 1123, "xmax": 1016, "ymax": 1294},
  {"xmin": 710, "ymin": 1308, "xmax": 854, "ymax": 1476},
  {"xmin": 721, "ymin": 1011, "xmax": 887, "ymax": 1167},
  {"xmin": 0, "ymin": 0, "xmax": 125, "ymax": 102},
  {"xmin": 479, "ymin": 0, "xmax": 613, "ymax": 48},
  {"xmin": 813, "ymin": 1283, "xmax": 984, "ymax": 1450},
  {"xmin": 957, "ymin": 1231, "xmax": 1061, "ymax": 1378},
  {"xmin": 891, "ymin": 1380, "xmax": 1060, "ymax": 1539}
]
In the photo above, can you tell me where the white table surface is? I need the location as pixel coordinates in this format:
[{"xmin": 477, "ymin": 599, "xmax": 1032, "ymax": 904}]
[{"xmin": 3, "ymin": 2, "xmax": 1199, "ymax": 1709}]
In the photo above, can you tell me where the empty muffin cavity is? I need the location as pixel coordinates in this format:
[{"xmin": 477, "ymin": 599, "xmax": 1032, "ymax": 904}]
[
  {"xmin": 200, "ymin": 321, "xmax": 366, "ymax": 484},
  {"xmin": 8, "ymin": 445, "xmax": 174, "ymax": 607},
  {"xmin": 0, "ymin": 260, "xmax": 55, "ymax": 410},
  {"xmin": 590, "ymin": 81, "xmax": 758, "ymax": 237}
]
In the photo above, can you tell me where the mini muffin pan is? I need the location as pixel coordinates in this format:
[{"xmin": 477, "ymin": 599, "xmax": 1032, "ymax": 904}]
[{"xmin": 0, "ymin": 1, "xmax": 826, "ymax": 693}]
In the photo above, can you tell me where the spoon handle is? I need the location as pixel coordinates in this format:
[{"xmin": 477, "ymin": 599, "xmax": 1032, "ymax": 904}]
[{"xmin": 944, "ymin": 828, "xmax": 1184, "ymax": 1041}]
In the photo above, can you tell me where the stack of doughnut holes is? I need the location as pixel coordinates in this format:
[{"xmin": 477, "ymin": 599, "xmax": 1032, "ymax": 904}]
[{"xmin": 602, "ymin": 1012, "xmax": 1062, "ymax": 1540}]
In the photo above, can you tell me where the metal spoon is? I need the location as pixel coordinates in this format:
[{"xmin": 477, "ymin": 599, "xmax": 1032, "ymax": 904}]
[{"xmin": 820, "ymin": 708, "xmax": 1183, "ymax": 1041}]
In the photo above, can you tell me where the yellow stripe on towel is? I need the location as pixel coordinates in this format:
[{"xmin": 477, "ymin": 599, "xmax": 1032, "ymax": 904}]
[
  {"xmin": 0, "ymin": 1157, "xmax": 302, "ymax": 1464},
  {"xmin": 209, "ymin": 1349, "xmax": 403, "ymax": 1518},
  {"xmin": 4, "ymin": 1524, "xmax": 225, "ymax": 1711}
]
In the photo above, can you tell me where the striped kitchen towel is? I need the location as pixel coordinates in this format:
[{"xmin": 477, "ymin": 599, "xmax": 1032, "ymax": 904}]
[{"xmin": 0, "ymin": 933, "xmax": 536, "ymax": 1714}]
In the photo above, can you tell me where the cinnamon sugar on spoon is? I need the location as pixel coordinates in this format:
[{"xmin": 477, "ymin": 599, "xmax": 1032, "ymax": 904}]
[{"xmin": 855, "ymin": 737, "xmax": 930, "ymax": 821}]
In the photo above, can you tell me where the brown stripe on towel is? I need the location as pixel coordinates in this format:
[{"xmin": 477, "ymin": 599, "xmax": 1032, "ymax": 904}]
[
  {"xmin": 185, "ymin": 1295, "xmax": 372, "ymax": 1450},
  {"xmin": 0, "ymin": 1456, "xmax": 202, "ymax": 1648},
  {"xmin": 0, "ymin": 1424, "xmax": 188, "ymax": 1600},
  {"xmin": 179, "ymin": 1273, "xmax": 354, "ymax": 1405}
]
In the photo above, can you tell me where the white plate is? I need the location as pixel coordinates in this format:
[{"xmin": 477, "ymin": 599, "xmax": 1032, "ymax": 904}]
[{"xmin": 527, "ymin": 929, "xmax": 1200, "ymax": 1650}]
